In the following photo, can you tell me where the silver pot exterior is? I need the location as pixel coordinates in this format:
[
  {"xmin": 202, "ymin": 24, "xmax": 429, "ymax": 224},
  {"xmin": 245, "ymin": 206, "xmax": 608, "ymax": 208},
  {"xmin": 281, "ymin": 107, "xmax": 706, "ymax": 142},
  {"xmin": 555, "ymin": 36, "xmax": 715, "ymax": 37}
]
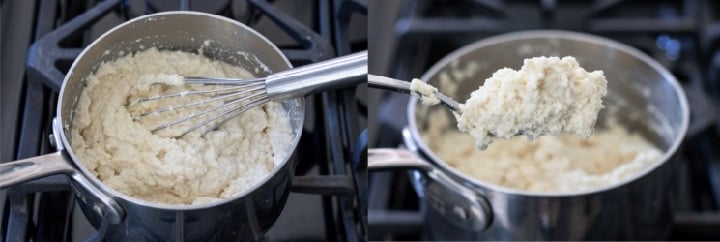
[
  {"xmin": 75, "ymin": 155, "xmax": 294, "ymax": 241},
  {"xmin": 405, "ymin": 131, "xmax": 676, "ymax": 240},
  {"xmin": 370, "ymin": 30, "xmax": 688, "ymax": 240},
  {"xmin": 53, "ymin": 12, "xmax": 304, "ymax": 241}
]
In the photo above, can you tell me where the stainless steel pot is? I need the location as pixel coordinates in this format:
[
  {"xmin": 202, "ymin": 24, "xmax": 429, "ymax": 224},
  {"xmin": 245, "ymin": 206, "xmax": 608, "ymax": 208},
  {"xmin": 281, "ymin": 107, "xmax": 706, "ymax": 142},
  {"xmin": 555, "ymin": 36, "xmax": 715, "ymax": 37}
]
[
  {"xmin": 0, "ymin": 12, "xmax": 304, "ymax": 241},
  {"xmin": 369, "ymin": 30, "xmax": 689, "ymax": 240}
]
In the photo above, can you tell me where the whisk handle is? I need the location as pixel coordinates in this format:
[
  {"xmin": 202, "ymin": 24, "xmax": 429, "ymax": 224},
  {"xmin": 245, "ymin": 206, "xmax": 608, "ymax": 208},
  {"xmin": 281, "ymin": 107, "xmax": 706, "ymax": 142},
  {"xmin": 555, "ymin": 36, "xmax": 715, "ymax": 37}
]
[{"xmin": 265, "ymin": 51, "xmax": 367, "ymax": 100}]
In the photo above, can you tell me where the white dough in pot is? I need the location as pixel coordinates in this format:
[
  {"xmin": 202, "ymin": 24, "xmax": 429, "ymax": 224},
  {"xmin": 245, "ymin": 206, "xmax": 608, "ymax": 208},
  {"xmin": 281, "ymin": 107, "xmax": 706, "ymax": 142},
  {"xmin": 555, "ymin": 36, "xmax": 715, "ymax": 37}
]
[{"xmin": 71, "ymin": 48, "xmax": 294, "ymax": 205}]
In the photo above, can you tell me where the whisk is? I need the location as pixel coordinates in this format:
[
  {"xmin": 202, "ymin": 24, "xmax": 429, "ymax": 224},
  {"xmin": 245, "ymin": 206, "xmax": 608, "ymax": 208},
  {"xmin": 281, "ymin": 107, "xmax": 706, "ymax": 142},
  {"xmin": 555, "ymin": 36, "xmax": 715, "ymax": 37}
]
[{"xmin": 131, "ymin": 51, "xmax": 367, "ymax": 137}]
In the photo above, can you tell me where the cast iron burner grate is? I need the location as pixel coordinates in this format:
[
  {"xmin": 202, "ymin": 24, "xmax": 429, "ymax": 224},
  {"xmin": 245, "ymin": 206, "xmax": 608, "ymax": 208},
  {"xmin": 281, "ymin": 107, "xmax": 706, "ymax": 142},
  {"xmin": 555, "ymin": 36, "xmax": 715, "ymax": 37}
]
[
  {"xmin": 368, "ymin": 0, "xmax": 720, "ymax": 240},
  {"xmin": 2, "ymin": 0, "xmax": 367, "ymax": 241}
]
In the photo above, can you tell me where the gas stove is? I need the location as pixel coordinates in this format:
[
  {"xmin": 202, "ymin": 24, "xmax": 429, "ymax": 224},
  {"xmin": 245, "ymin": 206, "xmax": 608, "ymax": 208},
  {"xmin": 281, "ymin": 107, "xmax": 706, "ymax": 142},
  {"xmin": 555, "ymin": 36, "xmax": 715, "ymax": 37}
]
[
  {"xmin": 5, "ymin": 0, "xmax": 720, "ymax": 240},
  {"xmin": 368, "ymin": 0, "xmax": 720, "ymax": 240},
  {"xmin": 0, "ymin": 0, "xmax": 367, "ymax": 241}
]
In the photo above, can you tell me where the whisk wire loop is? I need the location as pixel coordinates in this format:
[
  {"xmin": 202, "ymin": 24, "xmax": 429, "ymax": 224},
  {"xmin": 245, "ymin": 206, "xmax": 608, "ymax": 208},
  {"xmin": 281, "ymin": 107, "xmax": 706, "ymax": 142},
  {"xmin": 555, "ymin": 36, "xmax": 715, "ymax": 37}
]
[{"xmin": 132, "ymin": 78, "xmax": 269, "ymax": 137}]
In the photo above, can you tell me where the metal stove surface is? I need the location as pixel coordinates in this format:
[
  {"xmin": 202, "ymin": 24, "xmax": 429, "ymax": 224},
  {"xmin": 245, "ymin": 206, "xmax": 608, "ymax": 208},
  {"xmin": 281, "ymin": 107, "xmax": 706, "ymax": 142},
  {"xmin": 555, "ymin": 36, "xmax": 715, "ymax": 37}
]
[
  {"xmin": 1, "ymin": 0, "xmax": 367, "ymax": 241},
  {"xmin": 368, "ymin": 0, "xmax": 720, "ymax": 240}
]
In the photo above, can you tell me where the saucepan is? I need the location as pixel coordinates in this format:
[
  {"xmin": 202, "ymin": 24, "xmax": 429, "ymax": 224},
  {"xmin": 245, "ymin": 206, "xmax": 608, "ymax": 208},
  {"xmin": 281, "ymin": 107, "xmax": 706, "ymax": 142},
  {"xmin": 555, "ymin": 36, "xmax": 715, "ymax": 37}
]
[
  {"xmin": 0, "ymin": 12, "xmax": 305, "ymax": 241},
  {"xmin": 369, "ymin": 30, "xmax": 689, "ymax": 240}
]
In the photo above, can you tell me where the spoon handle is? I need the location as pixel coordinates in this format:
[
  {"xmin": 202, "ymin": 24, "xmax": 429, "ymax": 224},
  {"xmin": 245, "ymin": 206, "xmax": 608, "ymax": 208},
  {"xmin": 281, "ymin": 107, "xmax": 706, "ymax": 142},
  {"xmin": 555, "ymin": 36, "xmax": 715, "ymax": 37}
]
[{"xmin": 368, "ymin": 74, "xmax": 461, "ymax": 113}]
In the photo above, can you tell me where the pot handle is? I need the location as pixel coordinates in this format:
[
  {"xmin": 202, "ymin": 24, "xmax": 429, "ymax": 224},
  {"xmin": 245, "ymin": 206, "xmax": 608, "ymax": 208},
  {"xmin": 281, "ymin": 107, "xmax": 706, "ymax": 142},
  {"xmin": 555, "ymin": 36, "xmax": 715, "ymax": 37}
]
[
  {"xmin": 368, "ymin": 146, "xmax": 493, "ymax": 231},
  {"xmin": 0, "ymin": 118, "xmax": 126, "ymax": 224},
  {"xmin": 69, "ymin": 172, "xmax": 126, "ymax": 224},
  {"xmin": 0, "ymin": 152, "xmax": 74, "ymax": 188},
  {"xmin": 0, "ymin": 151, "xmax": 126, "ymax": 224},
  {"xmin": 368, "ymin": 148, "xmax": 434, "ymax": 171}
]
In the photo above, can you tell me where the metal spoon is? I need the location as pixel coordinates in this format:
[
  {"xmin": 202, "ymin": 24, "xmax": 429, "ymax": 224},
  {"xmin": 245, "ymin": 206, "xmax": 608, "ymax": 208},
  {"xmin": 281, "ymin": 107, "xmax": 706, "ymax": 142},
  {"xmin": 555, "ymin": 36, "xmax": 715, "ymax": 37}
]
[{"xmin": 367, "ymin": 74, "xmax": 461, "ymax": 112}]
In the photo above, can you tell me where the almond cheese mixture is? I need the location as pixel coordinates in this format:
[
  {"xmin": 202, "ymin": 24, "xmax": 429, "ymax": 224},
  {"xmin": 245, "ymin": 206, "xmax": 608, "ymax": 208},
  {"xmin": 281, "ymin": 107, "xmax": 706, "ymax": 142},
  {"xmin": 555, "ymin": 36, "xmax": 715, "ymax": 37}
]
[
  {"xmin": 457, "ymin": 56, "xmax": 607, "ymax": 149},
  {"xmin": 71, "ymin": 48, "xmax": 294, "ymax": 205},
  {"xmin": 410, "ymin": 78, "xmax": 441, "ymax": 105},
  {"xmin": 422, "ymin": 108, "xmax": 663, "ymax": 193}
]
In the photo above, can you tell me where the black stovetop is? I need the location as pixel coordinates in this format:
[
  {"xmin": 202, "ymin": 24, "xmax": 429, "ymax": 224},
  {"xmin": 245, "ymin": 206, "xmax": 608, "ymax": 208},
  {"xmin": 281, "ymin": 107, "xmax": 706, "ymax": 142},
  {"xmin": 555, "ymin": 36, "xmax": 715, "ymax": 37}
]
[
  {"xmin": 368, "ymin": 0, "xmax": 720, "ymax": 240},
  {"xmin": 0, "ymin": 0, "xmax": 367, "ymax": 241}
]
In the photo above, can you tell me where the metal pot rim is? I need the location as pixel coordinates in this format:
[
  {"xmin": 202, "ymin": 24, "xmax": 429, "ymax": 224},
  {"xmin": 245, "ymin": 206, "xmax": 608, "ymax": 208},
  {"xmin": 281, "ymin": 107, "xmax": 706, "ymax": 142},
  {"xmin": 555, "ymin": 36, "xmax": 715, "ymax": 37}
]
[
  {"xmin": 408, "ymin": 30, "xmax": 690, "ymax": 198},
  {"xmin": 56, "ymin": 11, "xmax": 304, "ymax": 210}
]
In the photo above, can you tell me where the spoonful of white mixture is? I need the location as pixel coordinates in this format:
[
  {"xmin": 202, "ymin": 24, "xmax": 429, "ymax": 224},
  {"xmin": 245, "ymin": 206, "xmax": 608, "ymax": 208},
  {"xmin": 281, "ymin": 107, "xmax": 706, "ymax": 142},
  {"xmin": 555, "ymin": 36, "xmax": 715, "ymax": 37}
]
[{"xmin": 369, "ymin": 56, "xmax": 608, "ymax": 150}]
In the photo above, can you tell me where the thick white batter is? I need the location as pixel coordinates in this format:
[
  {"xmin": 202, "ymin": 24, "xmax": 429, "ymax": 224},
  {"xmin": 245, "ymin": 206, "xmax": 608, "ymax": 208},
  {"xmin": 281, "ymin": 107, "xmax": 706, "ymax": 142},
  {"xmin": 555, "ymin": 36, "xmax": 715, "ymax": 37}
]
[
  {"xmin": 457, "ymin": 56, "xmax": 608, "ymax": 149},
  {"xmin": 71, "ymin": 48, "xmax": 293, "ymax": 205},
  {"xmin": 422, "ymin": 108, "xmax": 663, "ymax": 193}
]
